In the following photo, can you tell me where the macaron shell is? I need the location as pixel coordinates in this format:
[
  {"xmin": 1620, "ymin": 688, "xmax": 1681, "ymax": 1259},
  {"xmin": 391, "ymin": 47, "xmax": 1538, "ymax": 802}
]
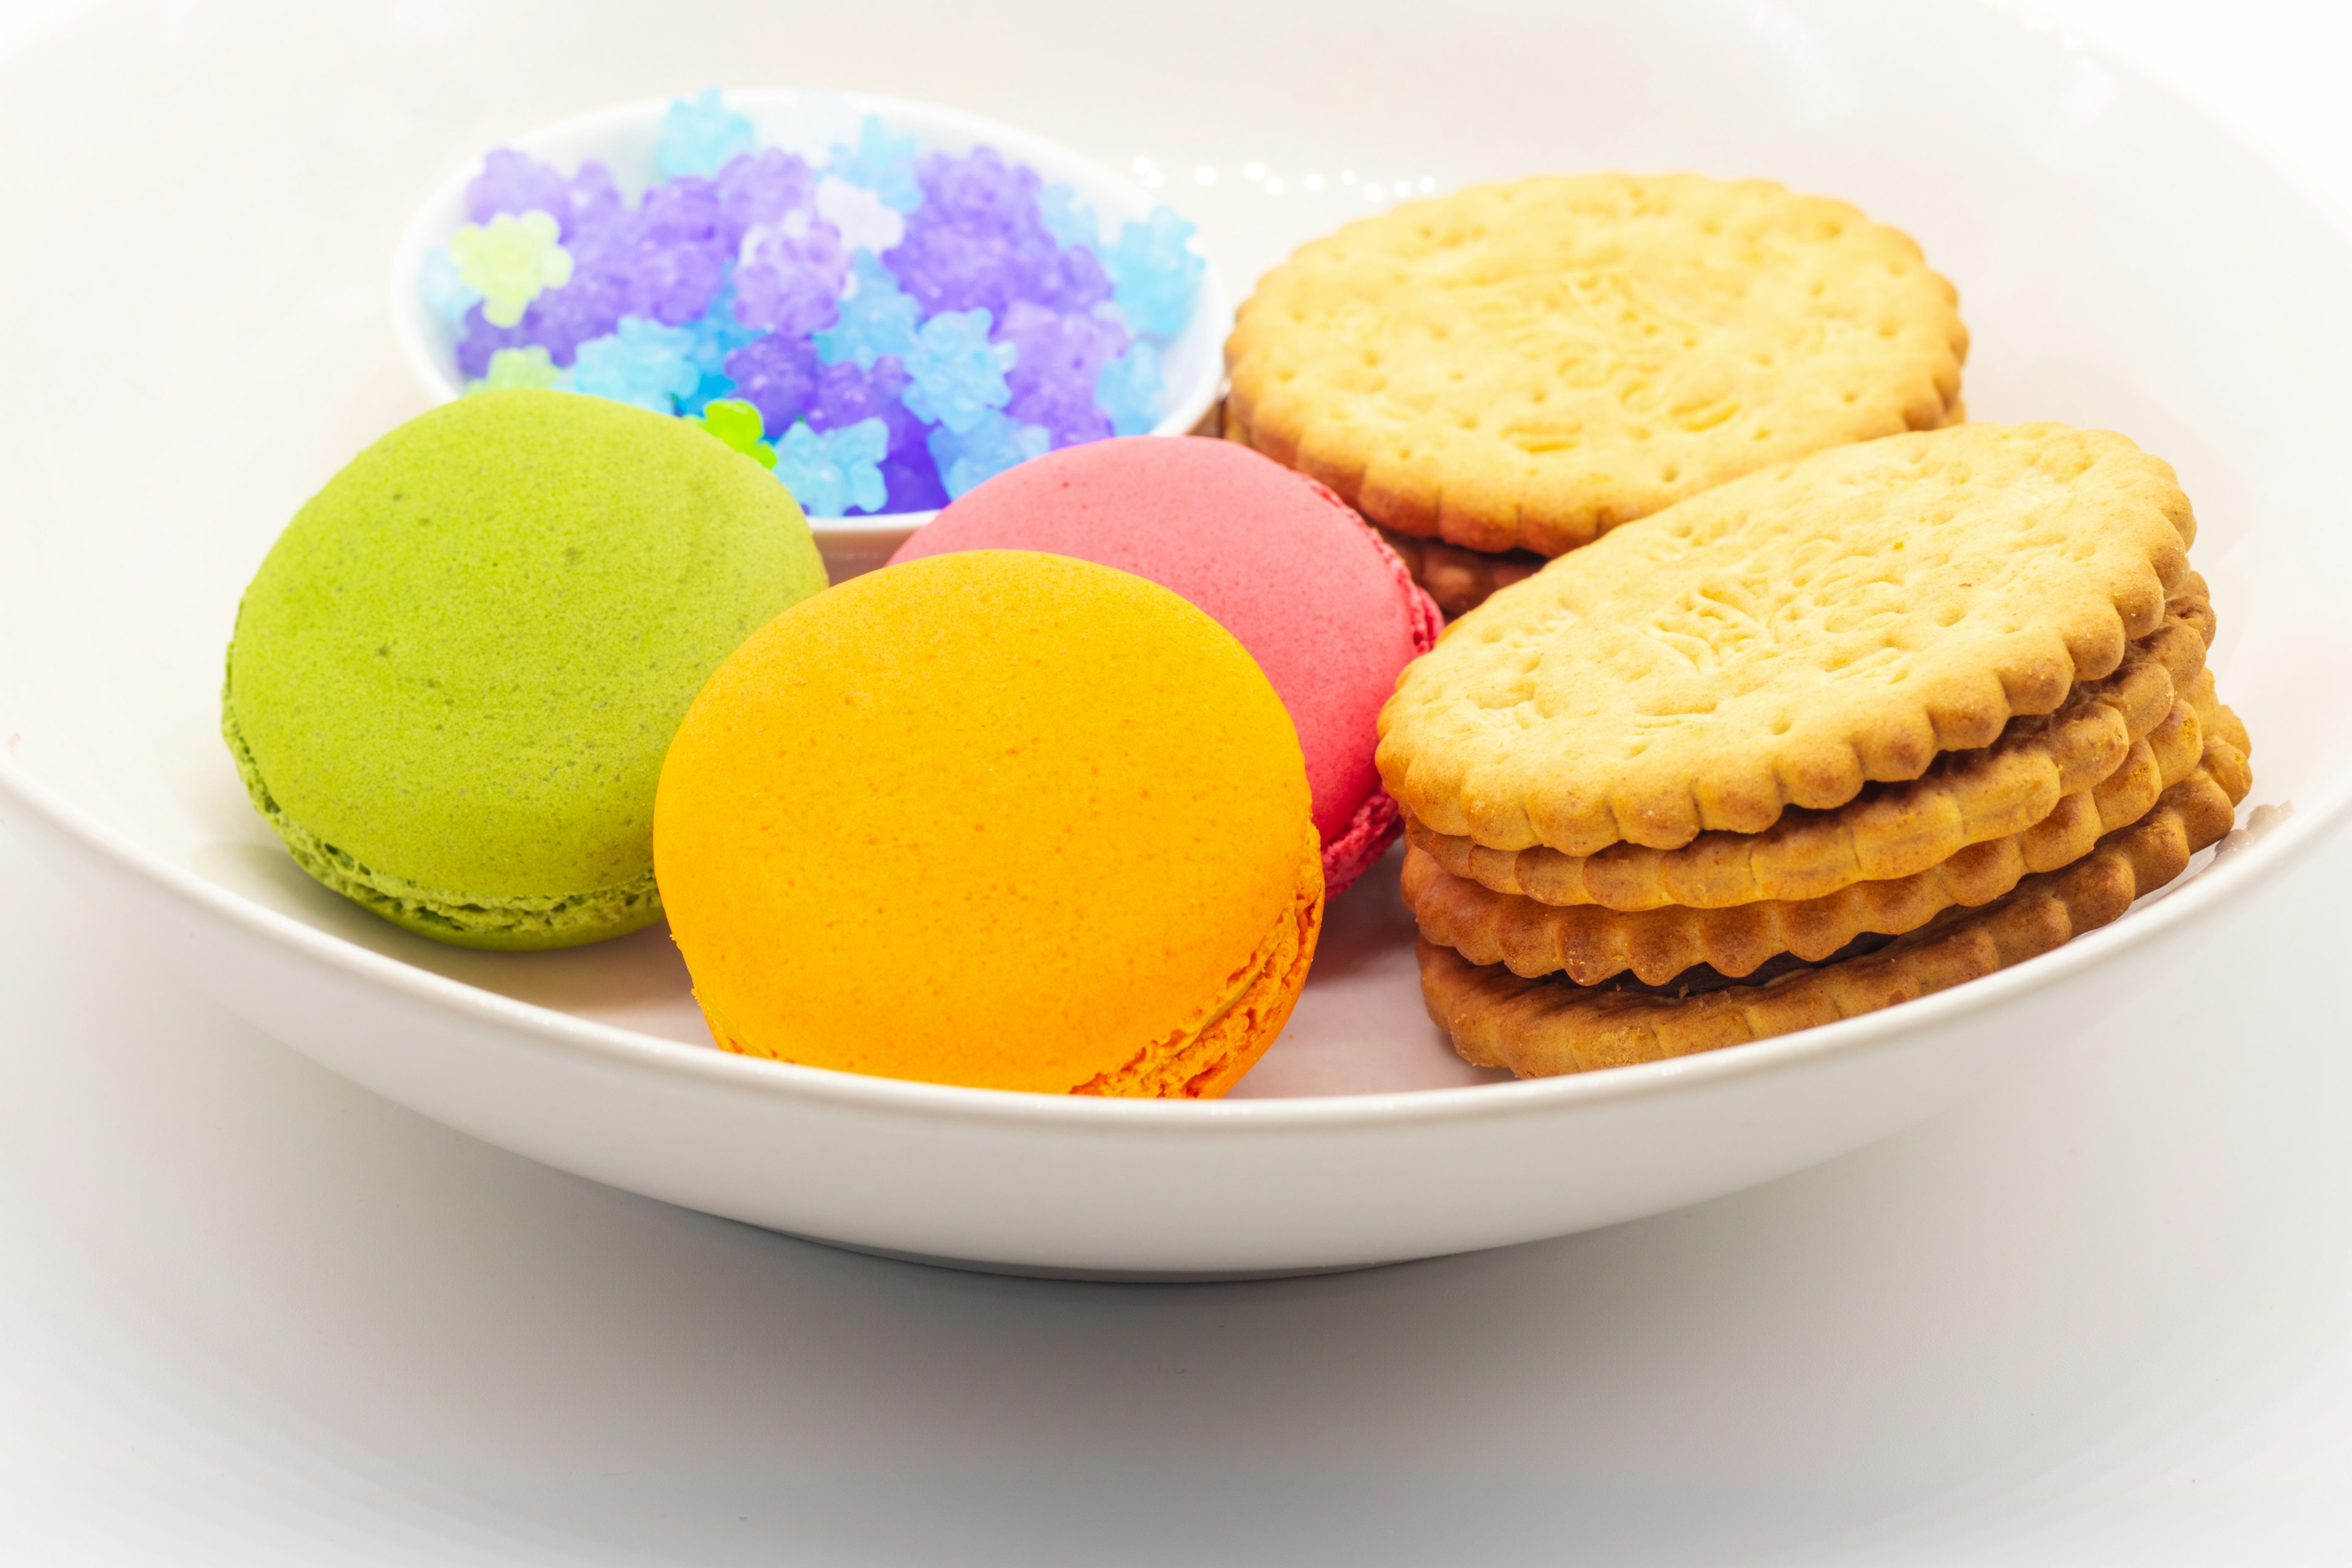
[
  {"xmin": 654, "ymin": 550, "xmax": 1321, "ymax": 1095},
  {"xmin": 1077, "ymin": 821, "xmax": 1323, "ymax": 1098},
  {"xmin": 888, "ymin": 437, "xmax": 1440, "ymax": 888},
  {"xmin": 228, "ymin": 390, "xmax": 826, "ymax": 927},
  {"xmin": 1320, "ymin": 785, "xmax": 1408, "ymax": 900}
]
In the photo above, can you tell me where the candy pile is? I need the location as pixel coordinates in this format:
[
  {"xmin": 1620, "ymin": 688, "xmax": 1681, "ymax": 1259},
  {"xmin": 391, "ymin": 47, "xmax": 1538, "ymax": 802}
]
[{"xmin": 420, "ymin": 89, "xmax": 1205, "ymax": 514}]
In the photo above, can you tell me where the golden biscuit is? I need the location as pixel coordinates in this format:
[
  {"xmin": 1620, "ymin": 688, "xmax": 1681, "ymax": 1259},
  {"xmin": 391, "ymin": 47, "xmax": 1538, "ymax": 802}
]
[
  {"xmin": 1225, "ymin": 173, "xmax": 1967, "ymax": 556},
  {"xmin": 1407, "ymin": 589, "xmax": 2209, "ymax": 907},
  {"xmin": 1405, "ymin": 696, "xmax": 2201, "ymax": 984},
  {"xmin": 1378, "ymin": 424, "xmax": 2198, "ymax": 854},
  {"xmin": 1418, "ymin": 710, "xmax": 2250, "ymax": 1077}
]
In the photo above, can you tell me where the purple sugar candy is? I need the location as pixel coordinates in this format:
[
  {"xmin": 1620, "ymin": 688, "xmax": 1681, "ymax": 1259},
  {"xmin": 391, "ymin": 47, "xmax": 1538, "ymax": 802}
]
[
  {"xmin": 883, "ymin": 146, "xmax": 1105, "ymax": 320},
  {"xmin": 734, "ymin": 213, "xmax": 850, "ymax": 337},
  {"xmin": 1027, "ymin": 240, "xmax": 1112, "ymax": 315},
  {"xmin": 884, "ymin": 219, "xmax": 1109, "ymax": 322},
  {"xmin": 522, "ymin": 222, "xmax": 638, "ymax": 360},
  {"xmin": 716, "ymin": 149, "xmax": 819, "ymax": 240},
  {"xmin": 452, "ymin": 211, "xmax": 639, "ymax": 372},
  {"xmin": 722, "ymin": 333, "xmax": 823, "ymax": 432},
  {"xmin": 445, "ymin": 118, "xmax": 1174, "ymax": 508},
  {"xmin": 635, "ymin": 176, "xmax": 728, "ymax": 249},
  {"xmin": 465, "ymin": 148, "xmax": 567, "ymax": 225},
  {"xmin": 920, "ymin": 146, "xmax": 1037, "ymax": 227},
  {"xmin": 560, "ymin": 163, "xmax": 627, "ymax": 239},
  {"xmin": 627, "ymin": 241, "xmax": 728, "ymax": 326},
  {"xmin": 995, "ymin": 301, "xmax": 1126, "ymax": 447},
  {"xmin": 876, "ymin": 445, "xmax": 951, "ymax": 513},
  {"xmin": 455, "ymin": 306, "xmax": 530, "ymax": 380},
  {"xmin": 803, "ymin": 355, "xmax": 948, "ymax": 512},
  {"xmin": 466, "ymin": 149, "xmax": 625, "ymax": 241},
  {"xmin": 882, "ymin": 211, "xmax": 1014, "ymax": 318},
  {"xmin": 627, "ymin": 177, "xmax": 732, "ymax": 324},
  {"xmin": 811, "ymin": 356, "xmax": 928, "ymax": 458},
  {"xmin": 456, "ymin": 266, "xmax": 635, "ymax": 375}
]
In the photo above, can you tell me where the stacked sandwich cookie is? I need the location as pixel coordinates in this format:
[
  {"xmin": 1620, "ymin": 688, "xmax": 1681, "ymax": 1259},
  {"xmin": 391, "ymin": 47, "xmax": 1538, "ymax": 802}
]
[
  {"xmin": 1378, "ymin": 423, "xmax": 2251, "ymax": 1076},
  {"xmin": 1224, "ymin": 173, "xmax": 1970, "ymax": 616}
]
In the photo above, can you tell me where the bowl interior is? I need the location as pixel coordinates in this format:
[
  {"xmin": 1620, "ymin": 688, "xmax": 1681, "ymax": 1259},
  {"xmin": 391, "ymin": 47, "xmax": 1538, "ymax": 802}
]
[
  {"xmin": 0, "ymin": 0, "xmax": 2345, "ymax": 1106},
  {"xmin": 386, "ymin": 86, "xmax": 1230, "ymax": 578}
]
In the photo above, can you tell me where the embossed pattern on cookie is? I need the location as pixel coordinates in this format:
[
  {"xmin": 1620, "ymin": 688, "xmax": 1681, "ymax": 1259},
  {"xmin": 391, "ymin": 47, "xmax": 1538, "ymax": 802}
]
[
  {"xmin": 1378, "ymin": 424, "xmax": 2199, "ymax": 854},
  {"xmin": 1225, "ymin": 173, "xmax": 1968, "ymax": 557},
  {"xmin": 1408, "ymin": 589, "xmax": 2211, "ymax": 907}
]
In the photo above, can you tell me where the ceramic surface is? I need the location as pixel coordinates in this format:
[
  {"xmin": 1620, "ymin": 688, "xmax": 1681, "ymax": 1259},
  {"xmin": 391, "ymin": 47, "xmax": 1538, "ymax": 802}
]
[{"xmin": 0, "ymin": 0, "xmax": 2339, "ymax": 1275}]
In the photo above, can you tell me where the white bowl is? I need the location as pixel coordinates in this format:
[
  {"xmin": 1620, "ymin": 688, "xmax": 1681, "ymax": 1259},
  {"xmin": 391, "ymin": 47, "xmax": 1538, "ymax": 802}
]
[
  {"xmin": 387, "ymin": 88, "xmax": 1231, "ymax": 581},
  {"xmin": 0, "ymin": 0, "xmax": 2341, "ymax": 1278}
]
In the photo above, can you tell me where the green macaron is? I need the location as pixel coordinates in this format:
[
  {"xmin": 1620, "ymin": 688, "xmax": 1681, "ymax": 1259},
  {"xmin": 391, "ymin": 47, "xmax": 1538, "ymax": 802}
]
[{"xmin": 224, "ymin": 389, "xmax": 827, "ymax": 949}]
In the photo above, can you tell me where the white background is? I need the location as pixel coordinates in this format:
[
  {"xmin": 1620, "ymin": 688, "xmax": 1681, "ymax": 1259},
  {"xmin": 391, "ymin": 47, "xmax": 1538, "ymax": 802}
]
[{"xmin": 6, "ymin": 1, "xmax": 2352, "ymax": 1562}]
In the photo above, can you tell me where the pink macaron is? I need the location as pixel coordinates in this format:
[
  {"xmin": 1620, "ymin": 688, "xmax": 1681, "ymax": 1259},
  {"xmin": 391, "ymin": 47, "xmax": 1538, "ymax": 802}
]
[{"xmin": 888, "ymin": 436, "xmax": 1441, "ymax": 896}]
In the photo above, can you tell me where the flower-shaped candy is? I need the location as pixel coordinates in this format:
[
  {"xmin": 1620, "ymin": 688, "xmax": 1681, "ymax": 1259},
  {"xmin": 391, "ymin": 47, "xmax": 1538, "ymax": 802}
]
[
  {"xmin": 815, "ymin": 176, "xmax": 906, "ymax": 257},
  {"xmin": 1095, "ymin": 340, "xmax": 1164, "ymax": 437},
  {"xmin": 735, "ymin": 211, "xmax": 851, "ymax": 337},
  {"xmin": 467, "ymin": 345, "xmax": 568, "ymax": 393},
  {"xmin": 466, "ymin": 149, "xmax": 570, "ymax": 227},
  {"xmin": 1104, "ymin": 206, "xmax": 1204, "ymax": 339},
  {"xmin": 657, "ymin": 88, "xmax": 757, "ymax": 180},
  {"xmin": 695, "ymin": 398, "xmax": 777, "ymax": 469},
  {"xmin": 997, "ymin": 301, "xmax": 1125, "ymax": 448},
  {"xmin": 925, "ymin": 409, "xmax": 1050, "ymax": 500},
  {"xmin": 418, "ymin": 247, "xmax": 482, "ymax": 329},
  {"xmin": 466, "ymin": 148, "xmax": 624, "ymax": 239},
  {"xmin": 773, "ymin": 417, "xmax": 891, "ymax": 516},
  {"xmin": 723, "ymin": 333, "xmax": 822, "ymax": 434},
  {"xmin": 814, "ymin": 252, "xmax": 921, "ymax": 368},
  {"xmin": 448, "ymin": 211, "xmax": 575, "ymax": 328},
  {"xmin": 828, "ymin": 115, "xmax": 922, "ymax": 212},
  {"xmin": 900, "ymin": 308, "xmax": 1016, "ymax": 433},
  {"xmin": 883, "ymin": 149, "xmax": 1109, "ymax": 320},
  {"xmin": 1036, "ymin": 184, "xmax": 1100, "ymax": 252},
  {"xmin": 716, "ymin": 149, "xmax": 819, "ymax": 239},
  {"xmin": 571, "ymin": 316, "xmax": 701, "ymax": 412},
  {"xmin": 677, "ymin": 287, "xmax": 761, "ymax": 412},
  {"xmin": 624, "ymin": 177, "xmax": 732, "ymax": 325}
]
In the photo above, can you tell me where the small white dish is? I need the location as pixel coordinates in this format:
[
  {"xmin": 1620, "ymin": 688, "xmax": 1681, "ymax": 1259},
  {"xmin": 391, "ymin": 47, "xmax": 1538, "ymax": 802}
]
[
  {"xmin": 0, "ymin": 0, "xmax": 2342, "ymax": 1279},
  {"xmin": 387, "ymin": 88, "xmax": 1231, "ymax": 580}
]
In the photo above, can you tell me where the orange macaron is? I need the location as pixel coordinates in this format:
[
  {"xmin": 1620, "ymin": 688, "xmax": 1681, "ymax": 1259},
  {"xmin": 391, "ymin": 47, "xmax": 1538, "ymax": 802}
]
[{"xmin": 652, "ymin": 549, "xmax": 1324, "ymax": 1096}]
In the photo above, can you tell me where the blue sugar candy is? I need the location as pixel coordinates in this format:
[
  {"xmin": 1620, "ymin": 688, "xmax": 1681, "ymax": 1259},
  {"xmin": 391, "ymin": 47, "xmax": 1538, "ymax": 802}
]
[
  {"xmin": 925, "ymin": 409, "xmax": 1050, "ymax": 500},
  {"xmin": 418, "ymin": 246, "xmax": 482, "ymax": 329},
  {"xmin": 657, "ymin": 88, "xmax": 758, "ymax": 181},
  {"xmin": 676, "ymin": 287, "xmax": 761, "ymax": 415},
  {"xmin": 900, "ymin": 307, "xmax": 1017, "ymax": 434},
  {"xmin": 1095, "ymin": 340, "xmax": 1164, "ymax": 437},
  {"xmin": 829, "ymin": 115, "xmax": 922, "ymax": 213},
  {"xmin": 1036, "ymin": 184, "xmax": 1099, "ymax": 252},
  {"xmin": 773, "ymin": 417, "xmax": 891, "ymax": 516},
  {"xmin": 1105, "ymin": 206, "xmax": 1204, "ymax": 339},
  {"xmin": 813, "ymin": 252, "xmax": 922, "ymax": 368},
  {"xmin": 571, "ymin": 316, "xmax": 702, "ymax": 412}
]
